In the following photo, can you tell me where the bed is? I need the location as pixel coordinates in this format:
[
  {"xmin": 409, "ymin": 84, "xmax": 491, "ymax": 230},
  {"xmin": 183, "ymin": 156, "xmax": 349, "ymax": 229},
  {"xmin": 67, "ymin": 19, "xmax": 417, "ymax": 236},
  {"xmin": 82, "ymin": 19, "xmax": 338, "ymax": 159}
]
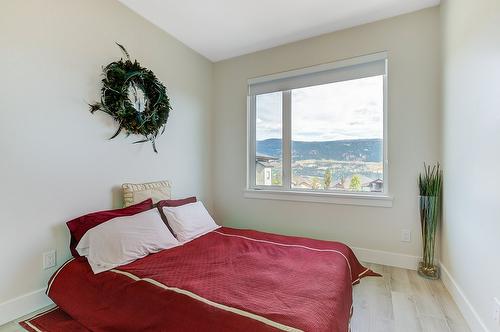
[{"xmin": 42, "ymin": 226, "xmax": 377, "ymax": 332}]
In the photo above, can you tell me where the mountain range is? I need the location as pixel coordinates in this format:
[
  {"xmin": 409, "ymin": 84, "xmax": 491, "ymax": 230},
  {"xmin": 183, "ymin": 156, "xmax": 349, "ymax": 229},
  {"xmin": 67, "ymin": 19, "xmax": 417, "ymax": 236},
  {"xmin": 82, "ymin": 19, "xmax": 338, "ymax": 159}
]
[{"xmin": 256, "ymin": 138, "xmax": 382, "ymax": 162}]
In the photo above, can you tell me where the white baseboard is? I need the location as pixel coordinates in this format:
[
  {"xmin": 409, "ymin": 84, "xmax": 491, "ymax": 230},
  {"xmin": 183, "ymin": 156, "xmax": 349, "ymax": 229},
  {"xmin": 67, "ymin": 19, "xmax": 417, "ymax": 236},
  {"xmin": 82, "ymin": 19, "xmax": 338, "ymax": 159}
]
[
  {"xmin": 352, "ymin": 246, "xmax": 421, "ymax": 270},
  {"xmin": 439, "ymin": 262, "xmax": 488, "ymax": 332},
  {"xmin": 0, "ymin": 288, "xmax": 53, "ymax": 326}
]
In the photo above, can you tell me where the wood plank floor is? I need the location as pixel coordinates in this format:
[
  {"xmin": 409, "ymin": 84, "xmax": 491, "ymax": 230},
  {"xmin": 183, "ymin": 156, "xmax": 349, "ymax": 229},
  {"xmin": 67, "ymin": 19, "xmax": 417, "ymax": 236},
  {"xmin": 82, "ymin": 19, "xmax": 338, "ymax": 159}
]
[
  {"xmin": 351, "ymin": 263, "xmax": 470, "ymax": 332},
  {"xmin": 0, "ymin": 305, "xmax": 55, "ymax": 332},
  {"xmin": 0, "ymin": 263, "xmax": 469, "ymax": 332}
]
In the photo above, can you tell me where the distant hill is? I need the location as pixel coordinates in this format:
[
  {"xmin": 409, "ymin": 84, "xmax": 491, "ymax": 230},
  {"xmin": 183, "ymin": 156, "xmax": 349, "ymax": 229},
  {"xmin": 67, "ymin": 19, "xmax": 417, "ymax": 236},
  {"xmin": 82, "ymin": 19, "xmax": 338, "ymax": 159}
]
[{"xmin": 256, "ymin": 138, "xmax": 382, "ymax": 162}]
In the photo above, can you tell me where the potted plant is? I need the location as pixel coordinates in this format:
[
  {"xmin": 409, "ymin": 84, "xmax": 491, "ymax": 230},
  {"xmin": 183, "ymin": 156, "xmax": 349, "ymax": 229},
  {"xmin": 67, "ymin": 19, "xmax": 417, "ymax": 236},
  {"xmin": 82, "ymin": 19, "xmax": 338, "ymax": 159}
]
[{"xmin": 418, "ymin": 163, "xmax": 442, "ymax": 279}]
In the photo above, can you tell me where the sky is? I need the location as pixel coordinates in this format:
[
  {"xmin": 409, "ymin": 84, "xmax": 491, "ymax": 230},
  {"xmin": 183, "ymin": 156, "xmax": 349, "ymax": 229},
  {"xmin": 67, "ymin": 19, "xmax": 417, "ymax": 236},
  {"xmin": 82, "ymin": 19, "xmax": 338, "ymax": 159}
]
[{"xmin": 256, "ymin": 75, "xmax": 383, "ymax": 142}]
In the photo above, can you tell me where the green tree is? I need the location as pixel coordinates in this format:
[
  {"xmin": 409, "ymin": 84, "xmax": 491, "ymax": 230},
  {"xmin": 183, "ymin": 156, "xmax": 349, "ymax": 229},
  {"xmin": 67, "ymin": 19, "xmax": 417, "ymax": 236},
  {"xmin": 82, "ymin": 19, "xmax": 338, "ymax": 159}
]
[
  {"xmin": 323, "ymin": 169, "xmax": 332, "ymax": 189},
  {"xmin": 272, "ymin": 170, "xmax": 282, "ymax": 185},
  {"xmin": 311, "ymin": 177, "xmax": 320, "ymax": 190},
  {"xmin": 350, "ymin": 175, "xmax": 362, "ymax": 191}
]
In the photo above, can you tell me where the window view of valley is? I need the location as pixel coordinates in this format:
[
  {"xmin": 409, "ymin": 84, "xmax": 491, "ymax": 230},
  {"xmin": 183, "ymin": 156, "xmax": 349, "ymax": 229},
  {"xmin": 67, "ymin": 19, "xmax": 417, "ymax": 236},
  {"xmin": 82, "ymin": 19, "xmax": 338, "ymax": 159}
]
[
  {"xmin": 256, "ymin": 138, "xmax": 383, "ymax": 192},
  {"xmin": 254, "ymin": 75, "xmax": 384, "ymax": 193}
]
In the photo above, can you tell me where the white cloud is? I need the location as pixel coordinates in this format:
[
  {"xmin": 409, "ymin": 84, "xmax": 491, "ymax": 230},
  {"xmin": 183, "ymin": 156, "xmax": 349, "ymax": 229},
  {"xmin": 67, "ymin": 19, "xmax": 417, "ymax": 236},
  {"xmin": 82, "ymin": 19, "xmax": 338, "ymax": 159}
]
[
  {"xmin": 256, "ymin": 91, "xmax": 282, "ymax": 140},
  {"xmin": 256, "ymin": 76, "xmax": 383, "ymax": 141}
]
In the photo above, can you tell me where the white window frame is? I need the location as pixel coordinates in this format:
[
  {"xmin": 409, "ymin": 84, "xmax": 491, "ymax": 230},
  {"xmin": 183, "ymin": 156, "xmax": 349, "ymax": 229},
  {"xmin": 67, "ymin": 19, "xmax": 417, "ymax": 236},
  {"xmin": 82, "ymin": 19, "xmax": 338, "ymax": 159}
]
[{"xmin": 246, "ymin": 52, "xmax": 392, "ymax": 207}]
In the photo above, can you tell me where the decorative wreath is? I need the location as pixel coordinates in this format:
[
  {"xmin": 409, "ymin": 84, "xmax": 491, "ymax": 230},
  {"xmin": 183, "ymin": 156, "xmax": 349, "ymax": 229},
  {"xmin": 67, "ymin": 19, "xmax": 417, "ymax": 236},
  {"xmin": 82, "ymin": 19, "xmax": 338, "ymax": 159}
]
[{"xmin": 90, "ymin": 43, "xmax": 172, "ymax": 153}]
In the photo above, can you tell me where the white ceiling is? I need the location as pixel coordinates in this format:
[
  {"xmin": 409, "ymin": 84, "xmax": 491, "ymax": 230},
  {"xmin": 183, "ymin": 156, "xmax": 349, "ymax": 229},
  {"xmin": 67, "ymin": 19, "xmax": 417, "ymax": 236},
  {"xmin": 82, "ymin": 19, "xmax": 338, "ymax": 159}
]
[{"xmin": 118, "ymin": 0, "xmax": 440, "ymax": 62}]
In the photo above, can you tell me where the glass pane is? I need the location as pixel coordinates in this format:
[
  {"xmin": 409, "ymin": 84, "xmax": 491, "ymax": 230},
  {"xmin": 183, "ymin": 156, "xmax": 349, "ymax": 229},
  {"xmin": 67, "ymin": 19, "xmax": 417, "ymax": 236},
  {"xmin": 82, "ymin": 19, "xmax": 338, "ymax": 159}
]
[
  {"xmin": 291, "ymin": 76, "xmax": 384, "ymax": 192},
  {"xmin": 255, "ymin": 91, "xmax": 282, "ymax": 186}
]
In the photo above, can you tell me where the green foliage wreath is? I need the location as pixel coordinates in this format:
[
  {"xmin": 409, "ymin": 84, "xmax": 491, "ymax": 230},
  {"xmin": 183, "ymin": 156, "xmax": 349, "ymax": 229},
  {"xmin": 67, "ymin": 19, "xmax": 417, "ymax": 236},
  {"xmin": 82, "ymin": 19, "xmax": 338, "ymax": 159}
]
[{"xmin": 90, "ymin": 43, "xmax": 172, "ymax": 153}]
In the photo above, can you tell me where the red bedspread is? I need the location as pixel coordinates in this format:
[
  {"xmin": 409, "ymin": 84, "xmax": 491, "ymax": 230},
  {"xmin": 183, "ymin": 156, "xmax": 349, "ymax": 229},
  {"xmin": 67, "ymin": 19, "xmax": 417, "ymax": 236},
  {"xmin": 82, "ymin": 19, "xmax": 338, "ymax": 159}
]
[{"xmin": 47, "ymin": 227, "xmax": 377, "ymax": 332}]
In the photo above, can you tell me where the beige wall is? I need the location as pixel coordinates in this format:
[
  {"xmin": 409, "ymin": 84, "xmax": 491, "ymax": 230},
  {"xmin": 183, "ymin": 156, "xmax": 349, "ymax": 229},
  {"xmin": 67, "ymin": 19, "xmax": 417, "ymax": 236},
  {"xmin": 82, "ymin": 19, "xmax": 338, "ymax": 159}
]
[
  {"xmin": 0, "ymin": 0, "xmax": 213, "ymax": 303},
  {"xmin": 213, "ymin": 8, "xmax": 441, "ymax": 258},
  {"xmin": 441, "ymin": 0, "xmax": 500, "ymax": 330}
]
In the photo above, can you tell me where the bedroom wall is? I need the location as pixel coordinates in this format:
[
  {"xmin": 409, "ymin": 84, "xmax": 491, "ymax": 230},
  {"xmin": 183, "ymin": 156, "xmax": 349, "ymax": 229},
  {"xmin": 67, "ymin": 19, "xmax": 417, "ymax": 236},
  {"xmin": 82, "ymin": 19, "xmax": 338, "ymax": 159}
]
[
  {"xmin": 441, "ymin": 0, "xmax": 500, "ymax": 330},
  {"xmin": 0, "ymin": 0, "xmax": 213, "ymax": 312},
  {"xmin": 212, "ymin": 8, "xmax": 441, "ymax": 263}
]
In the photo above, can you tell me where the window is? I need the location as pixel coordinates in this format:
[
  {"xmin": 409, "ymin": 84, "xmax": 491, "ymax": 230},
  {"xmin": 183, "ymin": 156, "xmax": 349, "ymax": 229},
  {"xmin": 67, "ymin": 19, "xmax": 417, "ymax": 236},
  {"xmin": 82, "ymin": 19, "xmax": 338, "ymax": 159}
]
[
  {"xmin": 255, "ymin": 91, "xmax": 282, "ymax": 186},
  {"xmin": 248, "ymin": 52, "xmax": 388, "ymax": 200}
]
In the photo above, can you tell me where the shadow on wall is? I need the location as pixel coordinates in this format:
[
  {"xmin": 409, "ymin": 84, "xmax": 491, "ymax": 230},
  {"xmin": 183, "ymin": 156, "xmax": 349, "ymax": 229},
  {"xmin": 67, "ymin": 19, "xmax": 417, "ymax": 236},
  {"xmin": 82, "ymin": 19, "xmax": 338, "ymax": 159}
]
[
  {"xmin": 111, "ymin": 186, "xmax": 124, "ymax": 209},
  {"xmin": 51, "ymin": 222, "xmax": 72, "ymax": 263}
]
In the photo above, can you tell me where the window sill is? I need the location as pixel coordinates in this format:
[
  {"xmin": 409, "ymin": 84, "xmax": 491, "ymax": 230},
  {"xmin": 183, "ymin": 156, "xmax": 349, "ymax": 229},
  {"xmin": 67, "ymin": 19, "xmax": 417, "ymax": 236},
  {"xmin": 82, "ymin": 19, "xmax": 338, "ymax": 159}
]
[{"xmin": 243, "ymin": 189, "xmax": 393, "ymax": 207}]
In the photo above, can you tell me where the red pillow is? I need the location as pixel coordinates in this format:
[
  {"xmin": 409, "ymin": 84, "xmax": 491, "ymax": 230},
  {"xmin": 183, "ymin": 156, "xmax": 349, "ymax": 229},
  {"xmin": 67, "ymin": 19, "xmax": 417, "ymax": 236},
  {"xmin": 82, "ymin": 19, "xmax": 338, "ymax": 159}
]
[
  {"xmin": 66, "ymin": 198, "xmax": 153, "ymax": 257},
  {"xmin": 156, "ymin": 197, "xmax": 197, "ymax": 237}
]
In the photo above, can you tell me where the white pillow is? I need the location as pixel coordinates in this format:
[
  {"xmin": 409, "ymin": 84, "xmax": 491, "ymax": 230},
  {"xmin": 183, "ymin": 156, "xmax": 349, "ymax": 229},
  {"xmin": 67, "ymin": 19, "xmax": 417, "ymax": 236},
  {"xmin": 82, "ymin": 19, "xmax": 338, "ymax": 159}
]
[
  {"xmin": 76, "ymin": 208, "xmax": 180, "ymax": 274},
  {"xmin": 161, "ymin": 201, "xmax": 220, "ymax": 243}
]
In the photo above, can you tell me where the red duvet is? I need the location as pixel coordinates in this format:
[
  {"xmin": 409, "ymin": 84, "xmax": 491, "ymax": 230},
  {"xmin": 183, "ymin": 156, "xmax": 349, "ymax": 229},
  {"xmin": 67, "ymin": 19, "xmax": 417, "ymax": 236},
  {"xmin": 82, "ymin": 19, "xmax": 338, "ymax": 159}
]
[{"xmin": 47, "ymin": 227, "xmax": 377, "ymax": 332}]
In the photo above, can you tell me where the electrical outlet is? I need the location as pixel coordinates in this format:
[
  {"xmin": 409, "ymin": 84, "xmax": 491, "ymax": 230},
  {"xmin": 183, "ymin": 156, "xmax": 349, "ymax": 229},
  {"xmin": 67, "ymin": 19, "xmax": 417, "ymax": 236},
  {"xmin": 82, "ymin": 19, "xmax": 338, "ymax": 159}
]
[
  {"xmin": 493, "ymin": 297, "xmax": 500, "ymax": 325},
  {"xmin": 401, "ymin": 229, "xmax": 411, "ymax": 242},
  {"xmin": 43, "ymin": 250, "xmax": 56, "ymax": 270}
]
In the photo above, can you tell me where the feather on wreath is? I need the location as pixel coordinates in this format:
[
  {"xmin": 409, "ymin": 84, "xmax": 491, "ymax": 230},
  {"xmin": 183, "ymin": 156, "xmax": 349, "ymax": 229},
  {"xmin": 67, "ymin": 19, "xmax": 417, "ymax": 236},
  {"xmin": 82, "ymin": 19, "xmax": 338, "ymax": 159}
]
[{"xmin": 90, "ymin": 43, "xmax": 172, "ymax": 153}]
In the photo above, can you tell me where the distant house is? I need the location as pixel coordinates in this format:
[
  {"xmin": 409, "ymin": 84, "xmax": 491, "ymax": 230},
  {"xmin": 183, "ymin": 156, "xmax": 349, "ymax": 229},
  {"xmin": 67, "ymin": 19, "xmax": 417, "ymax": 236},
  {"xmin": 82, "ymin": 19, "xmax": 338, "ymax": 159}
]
[
  {"xmin": 292, "ymin": 176, "xmax": 312, "ymax": 189},
  {"xmin": 333, "ymin": 180, "xmax": 346, "ymax": 190},
  {"xmin": 256, "ymin": 154, "xmax": 278, "ymax": 185},
  {"xmin": 334, "ymin": 175, "xmax": 383, "ymax": 192},
  {"xmin": 368, "ymin": 179, "xmax": 383, "ymax": 192}
]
